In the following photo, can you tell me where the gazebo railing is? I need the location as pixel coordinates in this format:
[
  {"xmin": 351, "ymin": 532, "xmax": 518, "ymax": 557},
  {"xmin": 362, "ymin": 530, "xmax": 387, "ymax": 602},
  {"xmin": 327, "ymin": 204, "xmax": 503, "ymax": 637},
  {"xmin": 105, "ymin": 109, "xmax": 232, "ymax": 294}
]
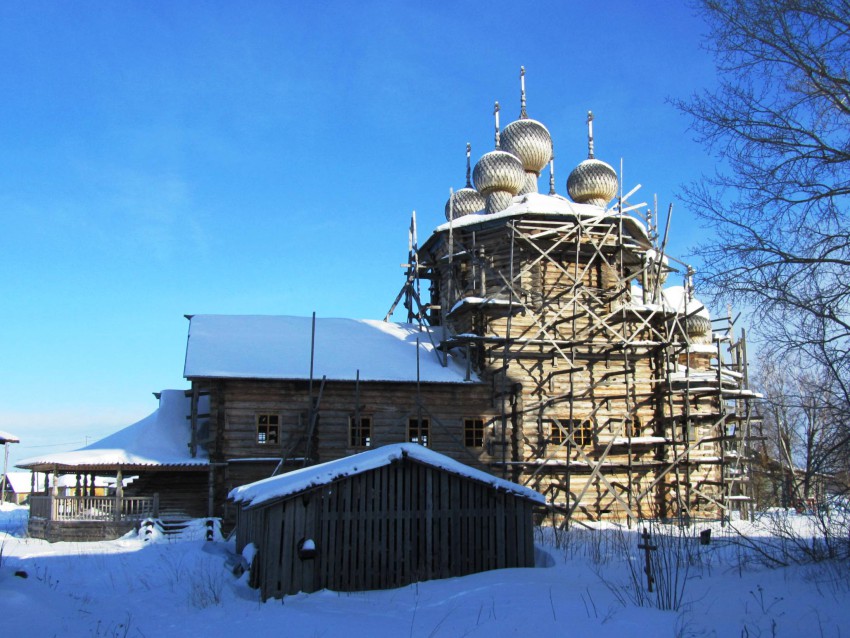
[{"xmin": 29, "ymin": 494, "xmax": 159, "ymax": 522}]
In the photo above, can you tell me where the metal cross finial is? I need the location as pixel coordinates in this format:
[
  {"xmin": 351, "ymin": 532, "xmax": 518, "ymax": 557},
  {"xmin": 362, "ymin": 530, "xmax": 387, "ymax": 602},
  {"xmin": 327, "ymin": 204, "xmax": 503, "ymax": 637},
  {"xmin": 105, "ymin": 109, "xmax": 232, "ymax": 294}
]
[
  {"xmin": 549, "ymin": 154, "xmax": 556, "ymax": 195},
  {"xmin": 520, "ymin": 66, "xmax": 527, "ymax": 119},
  {"xmin": 494, "ymin": 101, "xmax": 501, "ymax": 149},
  {"xmin": 647, "ymin": 206, "xmax": 654, "ymax": 240},
  {"xmin": 465, "ymin": 142, "xmax": 472, "ymax": 187},
  {"xmin": 686, "ymin": 265, "xmax": 696, "ymax": 303},
  {"xmin": 587, "ymin": 110, "xmax": 595, "ymax": 159}
]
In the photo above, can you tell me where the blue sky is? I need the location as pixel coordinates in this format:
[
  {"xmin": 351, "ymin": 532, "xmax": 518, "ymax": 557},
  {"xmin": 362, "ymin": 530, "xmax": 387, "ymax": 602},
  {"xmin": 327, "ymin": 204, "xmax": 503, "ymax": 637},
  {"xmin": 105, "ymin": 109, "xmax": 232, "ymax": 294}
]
[{"xmin": 0, "ymin": 1, "xmax": 721, "ymax": 466}]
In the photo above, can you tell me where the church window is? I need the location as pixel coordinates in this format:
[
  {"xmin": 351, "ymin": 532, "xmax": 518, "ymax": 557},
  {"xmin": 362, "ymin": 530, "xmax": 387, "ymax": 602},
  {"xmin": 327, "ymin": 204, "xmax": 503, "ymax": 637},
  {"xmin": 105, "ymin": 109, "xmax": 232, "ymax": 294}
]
[
  {"xmin": 549, "ymin": 420, "xmax": 568, "ymax": 445},
  {"xmin": 408, "ymin": 418, "xmax": 430, "ymax": 446},
  {"xmin": 257, "ymin": 414, "xmax": 279, "ymax": 445},
  {"xmin": 350, "ymin": 416, "xmax": 372, "ymax": 448},
  {"xmin": 464, "ymin": 418, "xmax": 485, "ymax": 447},
  {"xmin": 573, "ymin": 420, "xmax": 593, "ymax": 446}
]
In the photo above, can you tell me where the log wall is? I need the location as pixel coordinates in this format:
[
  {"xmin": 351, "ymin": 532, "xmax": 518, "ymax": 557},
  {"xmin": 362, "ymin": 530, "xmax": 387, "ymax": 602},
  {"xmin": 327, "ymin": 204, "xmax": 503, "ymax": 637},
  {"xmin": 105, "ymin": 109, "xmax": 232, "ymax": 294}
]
[
  {"xmin": 190, "ymin": 377, "xmax": 503, "ymax": 523},
  {"xmin": 124, "ymin": 471, "xmax": 209, "ymax": 518}
]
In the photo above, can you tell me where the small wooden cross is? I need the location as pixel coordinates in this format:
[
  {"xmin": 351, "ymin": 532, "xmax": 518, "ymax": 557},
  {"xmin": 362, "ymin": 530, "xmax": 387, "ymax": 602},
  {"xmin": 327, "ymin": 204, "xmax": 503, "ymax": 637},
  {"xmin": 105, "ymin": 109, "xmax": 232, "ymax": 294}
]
[{"xmin": 637, "ymin": 527, "xmax": 657, "ymax": 592}]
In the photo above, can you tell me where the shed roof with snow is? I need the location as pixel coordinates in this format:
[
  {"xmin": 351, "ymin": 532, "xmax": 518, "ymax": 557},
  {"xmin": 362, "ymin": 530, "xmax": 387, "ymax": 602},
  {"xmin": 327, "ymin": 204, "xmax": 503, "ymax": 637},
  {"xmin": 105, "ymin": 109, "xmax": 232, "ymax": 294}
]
[
  {"xmin": 183, "ymin": 315, "xmax": 477, "ymax": 384},
  {"xmin": 230, "ymin": 442, "xmax": 546, "ymax": 508}
]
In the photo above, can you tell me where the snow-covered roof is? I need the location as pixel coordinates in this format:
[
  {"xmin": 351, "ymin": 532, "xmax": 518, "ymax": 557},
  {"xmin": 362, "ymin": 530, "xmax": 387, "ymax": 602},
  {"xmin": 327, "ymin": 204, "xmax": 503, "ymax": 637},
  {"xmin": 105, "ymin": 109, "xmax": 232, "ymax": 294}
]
[
  {"xmin": 230, "ymin": 443, "xmax": 546, "ymax": 508},
  {"xmin": 668, "ymin": 367, "xmax": 740, "ymax": 384},
  {"xmin": 449, "ymin": 296, "xmax": 514, "ymax": 314},
  {"xmin": 626, "ymin": 284, "xmax": 711, "ymax": 320},
  {"xmin": 433, "ymin": 192, "xmax": 651, "ymax": 246},
  {"xmin": 610, "ymin": 436, "xmax": 668, "ymax": 446},
  {"xmin": 184, "ymin": 315, "xmax": 477, "ymax": 384},
  {"xmin": 0, "ymin": 429, "xmax": 20, "ymax": 444},
  {"xmin": 16, "ymin": 390, "xmax": 208, "ymax": 471},
  {"xmin": 3, "ymin": 472, "xmax": 35, "ymax": 493}
]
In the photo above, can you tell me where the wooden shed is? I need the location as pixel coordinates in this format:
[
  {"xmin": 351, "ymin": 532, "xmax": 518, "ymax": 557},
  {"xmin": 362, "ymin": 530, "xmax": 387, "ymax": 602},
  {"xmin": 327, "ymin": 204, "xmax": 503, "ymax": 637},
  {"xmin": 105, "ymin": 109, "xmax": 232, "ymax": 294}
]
[{"xmin": 230, "ymin": 443, "xmax": 545, "ymax": 600}]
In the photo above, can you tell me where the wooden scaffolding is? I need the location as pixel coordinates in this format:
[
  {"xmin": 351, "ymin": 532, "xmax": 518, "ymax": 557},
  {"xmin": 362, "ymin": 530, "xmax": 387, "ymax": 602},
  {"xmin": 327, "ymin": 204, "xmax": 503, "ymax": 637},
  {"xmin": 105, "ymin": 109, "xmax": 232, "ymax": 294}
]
[{"xmin": 395, "ymin": 195, "xmax": 759, "ymax": 524}]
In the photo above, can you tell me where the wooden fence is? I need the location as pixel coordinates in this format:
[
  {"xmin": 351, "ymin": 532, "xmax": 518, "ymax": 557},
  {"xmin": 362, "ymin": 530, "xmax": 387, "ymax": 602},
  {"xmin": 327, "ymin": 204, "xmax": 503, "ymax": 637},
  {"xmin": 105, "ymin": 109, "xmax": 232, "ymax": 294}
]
[{"xmin": 29, "ymin": 494, "xmax": 159, "ymax": 522}]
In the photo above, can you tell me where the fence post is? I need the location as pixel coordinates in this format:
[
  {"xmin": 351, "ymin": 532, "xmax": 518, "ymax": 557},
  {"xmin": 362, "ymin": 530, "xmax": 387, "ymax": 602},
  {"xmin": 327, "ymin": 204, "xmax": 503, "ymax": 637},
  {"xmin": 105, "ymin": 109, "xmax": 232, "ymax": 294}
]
[
  {"xmin": 114, "ymin": 469, "xmax": 123, "ymax": 522},
  {"xmin": 50, "ymin": 468, "xmax": 58, "ymax": 520}
]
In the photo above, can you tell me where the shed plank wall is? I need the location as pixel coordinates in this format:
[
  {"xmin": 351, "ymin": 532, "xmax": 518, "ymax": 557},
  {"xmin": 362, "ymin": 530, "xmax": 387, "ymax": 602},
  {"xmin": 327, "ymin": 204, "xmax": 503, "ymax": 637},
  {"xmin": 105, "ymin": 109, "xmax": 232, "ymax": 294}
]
[{"xmin": 235, "ymin": 459, "xmax": 536, "ymax": 600}]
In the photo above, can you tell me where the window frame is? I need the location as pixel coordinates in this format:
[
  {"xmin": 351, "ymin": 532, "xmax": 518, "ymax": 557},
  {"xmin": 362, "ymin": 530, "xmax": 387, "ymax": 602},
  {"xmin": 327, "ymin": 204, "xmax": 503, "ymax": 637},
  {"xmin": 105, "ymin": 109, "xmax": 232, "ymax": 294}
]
[
  {"xmin": 573, "ymin": 420, "xmax": 593, "ymax": 446},
  {"xmin": 624, "ymin": 416, "xmax": 640, "ymax": 439},
  {"xmin": 463, "ymin": 418, "xmax": 485, "ymax": 448},
  {"xmin": 548, "ymin": 419, "xmax": 568, "ymax": 446},
  {"xmin": 256, "ymin": 413, "xmax": 280, "ymax": 445},
  {"xmin": 542, "ymin": 419, "xmax": 593, "ymax": 446},
  {"xmin": 408, "ymin": 417, "xmax": 430, "ymax": 447},
  {"xmin": 349, "ymin": 415, "xmax": 373, "ymax": 448}
]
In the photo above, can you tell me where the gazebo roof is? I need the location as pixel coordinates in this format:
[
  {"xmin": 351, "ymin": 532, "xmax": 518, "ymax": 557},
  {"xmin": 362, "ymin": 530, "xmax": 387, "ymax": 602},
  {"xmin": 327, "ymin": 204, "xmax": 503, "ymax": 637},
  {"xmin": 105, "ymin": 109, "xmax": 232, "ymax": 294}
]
[{"xmin": 16, "ymin": 390, "xmax": 208, "ymax": 473}]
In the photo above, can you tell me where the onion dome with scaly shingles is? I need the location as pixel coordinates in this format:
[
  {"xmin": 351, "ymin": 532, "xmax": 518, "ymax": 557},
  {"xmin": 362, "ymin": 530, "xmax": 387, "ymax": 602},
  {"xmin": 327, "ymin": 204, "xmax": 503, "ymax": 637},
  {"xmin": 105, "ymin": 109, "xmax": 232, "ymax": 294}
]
[
  {"xmin": 445, "ymin": 143, "xmax": 486, "ymax": 220},
  {"xmin": 567, "ymin": 158, "xmax": 619, "ymax": 207},
  {"xmin": 471, "ymin": 101, "xmax": 526, "ymax": 214},
  {"xmin": 473, "ymin": 150, "xmax": 525, "ymax": 213},
  {"xmin": 445, "ymin": 187, "xmax": 485, "ymax": 220},
  {"xmin": 685, "ymin": 315, "xmax": 712, "ymax": 344},
  {"xmin": 473, "ymin": 150, "xmax": 526, "ymax": 197},
  {"xmin": 567, "ymin": 111, "xmax": 618, "ymax": 208},
  {"xmin": 501, "ymin": 118, "xmax": 552, "ymax": 194},
  {"xmin": 500, "ymin": 68, "xmax": 553, "ymax": 196}
]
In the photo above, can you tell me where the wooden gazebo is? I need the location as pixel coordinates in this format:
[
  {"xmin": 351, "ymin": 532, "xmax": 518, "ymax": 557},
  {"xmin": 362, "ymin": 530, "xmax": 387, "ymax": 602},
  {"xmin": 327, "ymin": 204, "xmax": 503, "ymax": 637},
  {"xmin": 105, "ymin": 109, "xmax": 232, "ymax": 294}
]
[{"xmin": 16, "ymin": 390, "xmax": 210, "ymax": 541}]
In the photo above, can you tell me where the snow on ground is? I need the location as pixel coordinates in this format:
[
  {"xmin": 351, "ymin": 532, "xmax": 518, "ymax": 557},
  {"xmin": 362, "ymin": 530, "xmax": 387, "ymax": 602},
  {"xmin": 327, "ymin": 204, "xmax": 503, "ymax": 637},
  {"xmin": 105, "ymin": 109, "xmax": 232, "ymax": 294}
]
[{"xmin": 1, "ymin": 503, "xmax": 848, "ymax": 637}]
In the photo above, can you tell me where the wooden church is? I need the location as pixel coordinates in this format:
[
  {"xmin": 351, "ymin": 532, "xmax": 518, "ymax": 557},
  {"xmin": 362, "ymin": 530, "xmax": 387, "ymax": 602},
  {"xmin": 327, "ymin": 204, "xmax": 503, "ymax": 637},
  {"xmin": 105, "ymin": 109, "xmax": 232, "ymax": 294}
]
[
  {"xmin": 183, "ymin": 69, "xmax": 759, "ymax": 526},
  {"xmin": 21, "ymin": 69, "xmax": 759, "ymax": 536}
]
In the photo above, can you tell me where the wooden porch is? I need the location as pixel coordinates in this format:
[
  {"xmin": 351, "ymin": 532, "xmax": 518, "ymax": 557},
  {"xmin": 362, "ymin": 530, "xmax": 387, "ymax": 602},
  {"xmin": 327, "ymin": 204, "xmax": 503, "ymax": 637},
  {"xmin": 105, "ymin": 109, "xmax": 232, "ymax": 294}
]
[
  {"xmin": 27, "ymin": 493, "xmax": 160, "ymax": 542},
  {"xmin": 29, "ymin": 493, "xmax": 159, "ymax": 522}
]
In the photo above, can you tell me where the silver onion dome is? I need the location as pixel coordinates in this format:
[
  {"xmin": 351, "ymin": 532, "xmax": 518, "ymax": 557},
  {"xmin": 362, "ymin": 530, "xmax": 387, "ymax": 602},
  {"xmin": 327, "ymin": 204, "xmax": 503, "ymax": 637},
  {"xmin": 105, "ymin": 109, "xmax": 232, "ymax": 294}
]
[
  {"xmin": 567, "ymin": 158, "xmax": 618, "ymax": 207},
  {"xmin": 445, "ymin": 187, "xmax": 486, "ymax": 220},
  {"xmin": 473, "ymin": 150, "xmax": 525, "ymax": 197},
  {"xmin": 500, "ymin": 118, "xmax": 553, "ymax": 176},
  {"xmin": 445, "ymin": 142, "xmax": 487, "ymax": 220}
]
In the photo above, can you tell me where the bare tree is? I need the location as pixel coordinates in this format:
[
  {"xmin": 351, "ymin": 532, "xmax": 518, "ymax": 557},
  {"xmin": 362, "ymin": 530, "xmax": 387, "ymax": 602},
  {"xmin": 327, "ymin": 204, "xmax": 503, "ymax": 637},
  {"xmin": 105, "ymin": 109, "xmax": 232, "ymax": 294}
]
[
  {"xmin": 754, "ymin": 356, "xmax": 847, "ymax": 507},
  {"xmin": 677, "ymin": 0, "xmax": 850, "ymax": 488}
]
